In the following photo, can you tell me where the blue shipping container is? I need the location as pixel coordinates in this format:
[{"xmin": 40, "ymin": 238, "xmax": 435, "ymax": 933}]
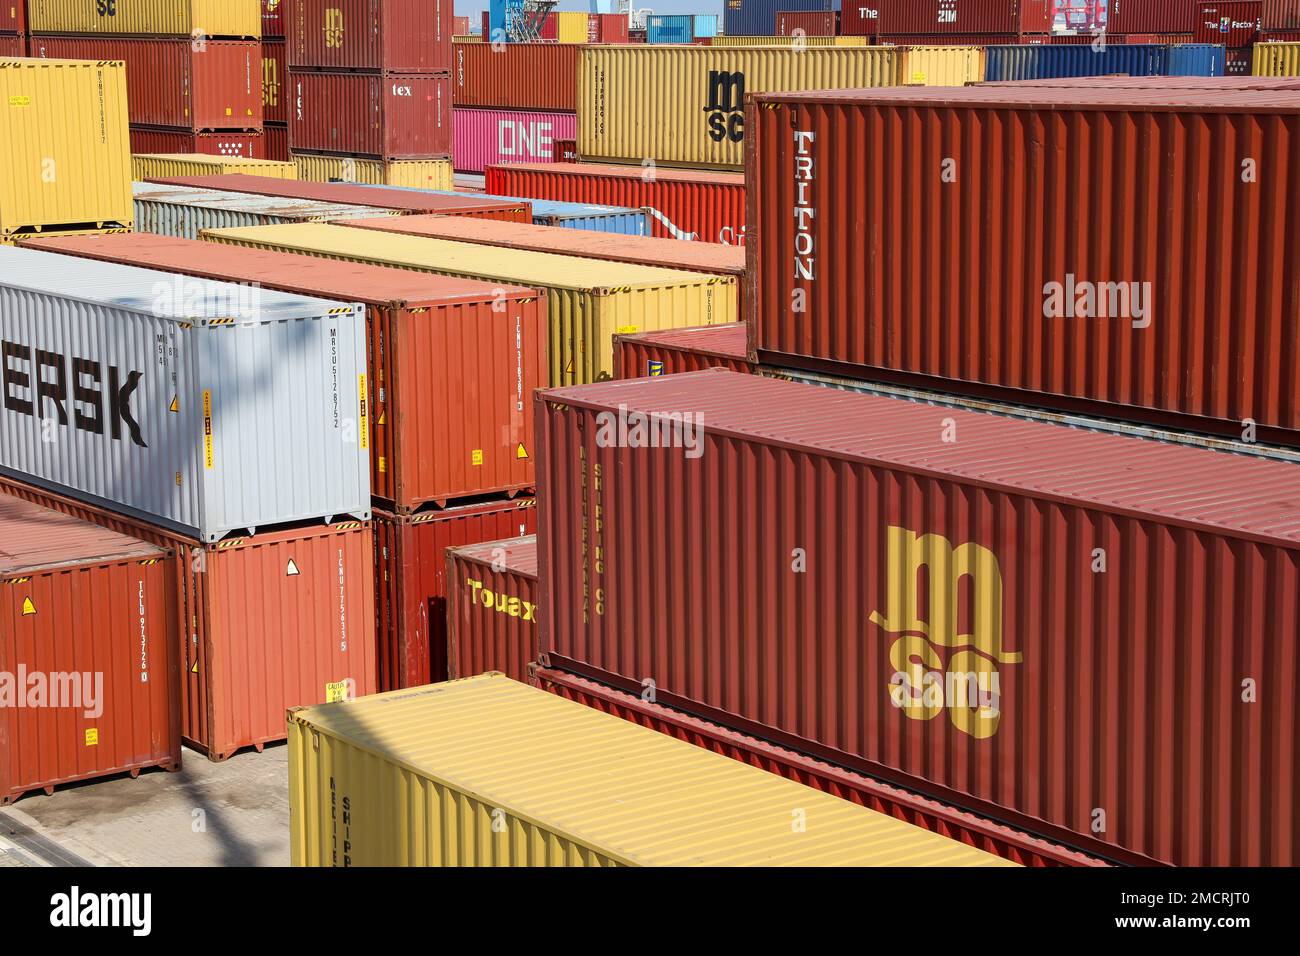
[
  {"xmin": 1166, "ymin": 44, "xmax": 1226, "ymax": 77},
  {"xmin": 984, "ymin": 44, "xmax": 1168, "ymax": 81},
  {"xmin": 364, "ymin": 185, "xmax": 649, "ymax": 235},
  {"xmin": 723, "ymin": 0, "xmax": 836, "ymax": 38},
  {"xmin": 647, "ymin": 15, "xmax": 694, "ymax": 44},
  {"xmin": 694, "ymin": 14, "xmax": 720, "ymax": 38}
]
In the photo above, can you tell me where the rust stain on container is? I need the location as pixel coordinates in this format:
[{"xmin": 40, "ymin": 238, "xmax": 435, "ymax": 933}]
[
  {"xmin": 614, "ymin": 324, "xmax": 755, "ymax": 378},
  {"xmin": 446, "ymin": 535, "xmax": 539, "ymax": 684}
]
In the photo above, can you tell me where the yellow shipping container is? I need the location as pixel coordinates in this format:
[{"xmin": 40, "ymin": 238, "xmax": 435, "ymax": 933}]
[
  {"xmin": 1253, "ymin": 41, "xmax": 1300, "ymax": 76},
  {"xmin": 709, "ymin": 35, "xmax": 872, "ymax": 47},
  {"xmin": 293, "ymin": 154, "xmax": 454, "ymax": 189},
  {"xmin": 289, "ymin": 674, "xmax": 1018, "ymax": 867},
  {"xmin": 27, "ymin": 0, "xmax": 260, "ymax": 38},
  {"xmin": 0, "ymin": 59, "xmax": 133, "ymax": 239},
  {"xmin": 203, "ymin": 222, "xmax": 737, "ymax": 384},
  {"xmin": 897, "ymin": 46, "xmax": 985, "ymax": 86},
  {"xmin": 555, "ymin": 11, "xmax": 590, "ymax": 43},
  {"xmin": 133, "ymin": 154, "xmax": 297, "ymax": 180},
  {"xmin": 452, "ymin": 34, "xmax": 481, "ymax": 43},
  {"xmin": 579, "ymin": 45, "xmax": 899, "ymax": 168}
]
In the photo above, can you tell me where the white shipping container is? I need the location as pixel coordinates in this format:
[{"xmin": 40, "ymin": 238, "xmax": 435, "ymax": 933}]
[{"xmin": 0, "ymin": 246, "xmax": 370, "ymax": 542}]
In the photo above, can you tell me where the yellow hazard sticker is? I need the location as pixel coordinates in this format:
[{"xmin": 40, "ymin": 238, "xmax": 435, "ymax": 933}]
[
  {"xmin": 472, "ymin": 449, "xmax": 484, "ymax": 466},
  {"xmin": 377, "ymin": 456, "xmax": 387, "ymax": 474},
  {"xmin": 191, "ymin": 659, "xmax": 199, "ymax": 674},
  {"xmin": 203, "ymin": 390, "xmax": 214, "ymax": 469},
  {"xmin": 85, "ymin": 729, "xmax": 99, "ymax": 747},
  {"xmin": 357, "ymin": 375, "xmax": 369, "ymax": 450},
  {"xmin": 616, "ymin": 325, "xmax": 639, "ymax": 335},
  {"xmin": 21, "ymin": 597, "xmax": 36, "ymax": 616},
  {"xmin": 516, "ymin": 443, "xmax": 529, "ymax": 460},
  {"xmin": 326, "ymin": 681, "xmax": 350, "ymax": 703},
  {"xmin": 170, "ymin": 395, "xmax": 179, "ymax": 413},
  {"xmin": 8, "ymin": 95, "xmax": 30, "ymax": 107}
]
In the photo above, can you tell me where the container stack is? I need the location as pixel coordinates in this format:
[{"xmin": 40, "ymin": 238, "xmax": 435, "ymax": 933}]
[
  {"xmin": 0, "ymin": 1, "xmax": 23, "ymax": 56},
  {"xmin": 262, "ymin": 0, "xmax": 288, "ymax": 159},
  {"xmin": 29, "ymin": 0, "xmax": 266, "ymax": 159},
  {"xmin": 288, "ymin": 0, "xmax": 454, "ymax": 187},
  {"xmin": 645, "ymin": 14, "xmax": 719, "ymax": 42}
]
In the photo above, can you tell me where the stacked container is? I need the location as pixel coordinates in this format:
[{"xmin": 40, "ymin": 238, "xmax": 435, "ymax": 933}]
[
  {"xmin": 263, "ymin": 3, "xmax": 288, "ymax": 160},
  {"xmin": 0, "ymin": 0, "xmax": 22, "ymax": 56},
  {"xmin": 843, "ymin": 0, "xmax": 1053, "ymax": 41}
]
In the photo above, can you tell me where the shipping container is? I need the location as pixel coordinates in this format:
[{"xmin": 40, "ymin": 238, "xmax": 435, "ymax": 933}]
[
  {"xmin": 264, "ymin": 36, "xmax": 286, "ymax": 125},
  {"xmin": 294, "ymin": 153, "xmax": 452, "ymax": 188},
  {"xmin": 1227, "ymin": 44, "xmax": 1255, "ymax": 72},
  {"xmin": 265, "ymin": 122, "xmax": 289, "ymax": 160},
  {"xmin": 132, "ymin": 153, "xmax": 297, "ymax": 179},
  {"xmin": 881, "ymin": 31, "xmax": 1024, "ymax": 43},
  {"xmin": 0, "ymin": 493, "xmax": 180, "ymax": 805},
  {"xmin": 29, "ymin": 37, "xmax": 260, "ymax": 131},
  {"xmin": 452, "ymin": 33, "xmax": 478, "ymax": 43},
  {"xmin": 0, "ymin": 36, "xmax": 23, "ymax": 58},
  {"xmin": 538, "ymin": 370, "xmax": 1300, "ymax": 867},
  {"xmin": 537, "ymin": 668, "xmax": 1106, "ymax": 868},
  {"xmin": 0, "ymin": 0, "xmax": 22, "ymax": 32},
  {"xmin": 0, "ymin": 59, "xmax": 133, "ymax": 240},
  {"xmin": 132, "ymin": 181, "xmax": 400, "ymax": 238},
  {"xmin": 646, "ymin": 14, "xmax": 695, "ymax": 43},
  {"xmin": 579, "ymin": 45, "xmax": 899, "ymax": 169},
  {"xmin": 1109, "ymin": 0, "xmax": 1202, "ymax": 33},
  {"xmin": 453, "ymin": 107, "xmax": 576, "ymax": 174},
  {"xmin": 726, "ymin": 0, "xmax": 835, "ymax": 36},
  {"xmin": 1166, "ymin": 42, "xmax": 1227, "ymax": 73},
  {"xmin": 452, "ymin": 42, "xmax": 582, "ymax": 112},
  {"xmin": 748, "ymin": 85, "xmax": 1300, "ymax": 444},
  {"xmin": 1195, "ymin": 1, "xmax": 1263, "ymax": 44},
  {"xmin": 289, "ymin": 673, "xmax": 1017, "ymax": 866},
  {"xmin": 288, "ymin": 70, "xmax": 450, "ymax": 159},
  {"xmin": 551, "ymin": 10, "xmax": 589, "ymax": 43},
  {"xmin": 129, "ymin": 129, "xmax": 266, "ymax": 159},
  {"xmin": 983, "ymin": 42, "xmax": 1168, "ymax": 79},
  {"xmin": 27, "ymin": 0, "xmax": 260, "ymax": 37},
  {"xmin": 897, "ymin": 45, "xmax": 986, "ymax": 84},
  {"xmin": 205, "ymin": 222, "xmax": 738, "ymax": 385},
  {"xmin": 614, "ymin": 324, "xmax": 755, "ymax": 378},
  {"xmin": 1254, "ymin": 38, "xmax": 1300, "ymax": 71},
  {"xmin": 362, "ymin": 186, "xmax": 647, "ymax": 234},
  {"xmin": 552, "ymin": 138, "xmax": 578, "ymax": 163},
  {"xmin": 28, "ymin": 231, "xmax": 543, "ymax": 512},
  {"xmin": 776, "ymin": 10, "xmax": 839, "ymax": 34},
  {"xmin": 147, "ymin": 173, "xmax": 528, "ymax": 220},
  {"xmin": 843, "ymin": 0, "xmax": 1053, "ymax": 35},
  {"xmin": 445, "ymin": 535, "xmax": 538, "ymax": 684},
  {"xmin": 0, "ymin": 246, "xmax": 369, "ymax": 541},
  {"xmin": 375, "ymin": 498, "xmax": 536, "ymax": 690},
  {"xmin": 488, "ymin": 161, "xmax": 746, "ymax": 244},
  {"xmin": 264, "ymin": 0, "xmax": 285, "ymax": 37},
  {"xmin": 289, "ymin": 0, "xmax": 450, "ymax": 72},
  {"xmin": 453, "ymin": 15, "xmax": 469, "ymax": 35},
  {"xmin": 1265, "ymin": 0, "xmax": 1300, "ymax": 29},
  {"xmin": 587, "ymin": 12, "xmax": 630, "ymax": 42},
  {"xmin": 708, "ymin": 34, "xmax": 874, "ymax": 46}
]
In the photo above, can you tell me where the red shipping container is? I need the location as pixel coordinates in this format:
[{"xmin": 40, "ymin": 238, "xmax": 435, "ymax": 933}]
[
  {"xmin": 263, "ymin": 37, "xmax": 287, "ymax": 124},
  {"xmin": 0, "ymin": 35, "xmax": 23, "ymax": 57},
  {"xmin": 537, "ymin": 669, "xmax": 1106, "ymax": 868},
  {"xmin": 0, "ymin": 476, "xmax": 376, "ymax": 762},
  {"xmin": 146, "ymin": 172, "xmax": 531, "ymax": 220},
  {"xmin": 453, "ymin": 42, "xmax": 582, "ymax": 112},
  {"xmin": 0, "ymin": 0, "xmax": 21, "ymax": 33},
  {"xmin": 537, "ymin": 370, "xmax": 1300, "ymax": 867},
  {"xmin": 129, "ymin": 128, "xmax": 265, "ymax": 158},
  {"xmin": 777, "ymin": 10, "xmax": 839, "ymax": 35},
  {"xmin": 264, "ymin": 122, "xmax": 289, "ymax": 159},
  {"xmin": 288, "ymin": 70, "xmax": 450, "ymax": 159},
  {"xmin": 1264, "ymin": 0, "xmax": 1300, "ymax": 27},
  {"xmin": 445, "ymin": 535, "xmax": 539, "ymax": 685},
  {"xmin": 587, "ymin": 12, "xmax": 630, "ymax": 42},
  {"xmin": 553, "ymin": 138, "xmax": 578, "ymax": 162},
  {"xmin": 881, "ymin": 32, "xmax": 1027, "ymax": 42},
  {"xmin": 615, "ymin": 324, "xmax": 755, "ymax": 378},
  {"xmin": 264, "ymin": 0, "xmax": 286, "ymax": 37},
  {"xmin": 29, "ymin": 37, "xmax": 260, "ymax": 131},
  {"xmin": 844, "ymin": 0, "xmax": 1052, "ymax": 36},
  {"xmin": 538, "ymin": 12, "xmax": 558, "ymax": 40},
  {"xmin": 0, "ymin": 493, "xmax": 180, "ymax": 805},
  {"xmin": 1225, "ymin": 44, "xmax": 1255, "ymax": 72},
  {"xmin": 487, "ymin": 161, "xmax": 746, "ymax": 245},
  {"xmin": 629, "ymin": 28, "xmax": 647, "ymax": 43},
  {"xmin": 1109, "ymin": 0, "xmax": 1202, "ymax": 33},
  {"xmin": 453, "ymin": 15, "xmax": 470, "ymax": 35},
  {"xmin": 748, "ymin": 86, "xmax": 1300, "ymax": 446},
  {"xmin": 1195, "ymin": 1, "xmax": 1263, "ymax": 43},
  {"xmin": 375, "ymin": 498, "xmax": 537, "ymax": 691},
  {"xmin": 28, "ymin": 231, "xmax": 544, "ymax": 512},
  {"xmin": 288, "ymin": 0, "xmax": 451, "ymax": 72}
]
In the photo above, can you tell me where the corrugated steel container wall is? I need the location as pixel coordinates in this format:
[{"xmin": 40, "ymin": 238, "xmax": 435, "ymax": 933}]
[
  {"xmin": 0, "ymin": 59, "xmax": 133, "ymax": 238},
  {"xmin": 264, "ymin": 0, "xmax": 285, "ymax": 36},
  {"xmin": 288, "ymin": 0, "xmax": 451, "ymax": 72},
  {"xmin": 375, "ymin": 498, "xmax": 537, "ymax": 690},
  {"xmin": 288, "ymin": 70, "xmax": 450, "ymax": 159},
  {"xmin": 1264, "ymin": 0, "xmax": 1300, "ymax": 26},
  {"xmin": 646, "ymin": 14, "xmax": 694, "ymax": 44},
  {"xmin": 1195, "ymin": 1, "xmax": 1262, "ymax": 45},
  {"xmin": 452, "ymin": 42, "xmax": 581, "ymax": 112},
  {"xmin": 614, "ymin": 324, "xmax": 755, "ymax": 378},
  {"xmin": 537, "ymin": 371, "xmax": 1300, "ymax": 867},
  {"xmin": 537, "ymin": 668, "xmax": 1105, "ymax": 868},
  {"xmin": 1254, "ymin": 39, "xmax": 1300, "ymax": 72},
  {"xmin": 453, "ymin": 107, "xmax": 577, "ymax": 174},
  {"xmin": 453, "ymin": 15, "xmax": 469, "ymax": 34},
  {"xmin": 553, "ymin": 138, "xmax": 578, "ymax": 162},
  {"xmin": 265, "ymin": 123, "xmax": 289, "ymax": 160},
  {"xmin": 1167, "ymin": 42, "xmax": 1227, "ymax": 74},
  {"xmin": 1109, "ymin": 0, "xmax": 1203, "ymax": 33},
  {"xmin": 694, "ymin": 13, "xmax": 720, "ymax": 36},
  {"xmin": 0, "ymin": 494, "xmax": 180, "ymax": 804},
  {"xmin": 445, "ymin": 535, "xmax": 538, "ymax": 684},
  {"xmin": 30, "ymin": 37, "xmax": 260, "ymax": 131},
  {"xmin": 264, "ymin": 37, "xmax": 286, "ymax": 125},
  {"xmin": 487, "ymin": 162, "xmax": 746, "ymax": 244},
  {"xmin": 898, "ymin": 46, "xmax": 986, "ymax": 84},
  {"xmin": 863, "ymin": 0, "xmax": 1053, "ymax": 35},
  {"xmin": 0, "ymin": 246, "xmax": 369, "ymax": 542},
  {"xmin": 132, "ymin": 182, "xmax": 400, "ymax": 239},
  {"xmin": 360, "ymin": 185, "xmax": 648, "ymax": 234},
  {"xmin": 129, "ymin": 129, "xmax": 265, "ymax": 158},
  {"xmin": 27, "ymin": 0, "xmax": 261, "ymax": 37},
  {"xmin": 26, "ymin": 231, "xmax": 544, "ymax": 511},
  {"xmin": 293, "ymin": 154, "xmax": 452, "ymax": 188},
  {"xmin": 842, "ymin": 3, "xmax": 881, "ymax": 35},
  {"xmin": 983, "ymin": 43, "xmax": 1169, "ymax": 80},
  {"xmin": 747, "ymin": 87, "xmax": 1300, "ymax": 444},
  {"xmin": 777, "ymin": 10, "xmax": 839, "ymax": 34},
  {"xmin": 205, "ymin": 221, "xmax": 738, "ymax": 385},
  {"xmin": 1, "ymin": 0, "xmax": 23, "ymax": 32},
  {"xmin": 579, "ymin": 45, "xmax": 899, "ymax": 169},
  {"xmin": 553, "ymin": 10, "xmax": 589, "ymax": 43},
  {"xmin": 289, "ymin": 674, "xmax": 1017, "ymax": 866},
  {"xmin": 588, "ymin": 12, "xmax": 630, "ymax": 42},
  {"xmin": 0, "ymin": 36, "xmax": 23, "ymax": 57},
  {"xmin": 725, "ymin": 0, "xmax": 835, "ymax": 36},
  {"xmin": 709, "ymin": 35, "xmax": 874, "ymax": 46},
  {"xmin": 132, "ymin": 154, "xmax": 297, "ymax": 179},
  {"xmin": 1226, "ymin": 44, "xmax": 1254, "ymax": 73}
]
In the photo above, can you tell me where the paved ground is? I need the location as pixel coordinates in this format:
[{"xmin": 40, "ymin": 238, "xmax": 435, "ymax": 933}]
[{"xmin": 0, "ymin": 744, "xmax": 289, "ymax": 867}]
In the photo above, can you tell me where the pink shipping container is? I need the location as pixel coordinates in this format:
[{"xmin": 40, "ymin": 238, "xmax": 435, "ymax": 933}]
[
  {"xmin": 288, "ymin": 70, "xmax": 450, "ymax": 158},
  {"xmin": 843, "ymin": 0, "xmax": 1052, "ymax": 36},
  {"xmin": 1109, "ymin": 0, "xmax": 1202, "ymax": 33},
  {"xmin": 264, "ymin": 37, "xmax": 287, "ymax": 124},
  {"xmin": 288, "ymin": 0, "xmax": 451, "ymax": 73},
  {"xmin": 129, "ymin": 128, "xmax": 266, "ymax": 158},
  {"xmin": 29, "ymin": 36, "xmax": 261, "ymax": 131},
  {"xmin": 453, "ymin": 107, "xmax": 576, "ymax": 174},
  {"xmin": 537, "ymin": 370, "xmax": 1300, "ymax": 867},
  {"xmin": 453, "ymin": 42, "xmax": 582, "ymax": 113},
  {"xmin": 777, "ymin": 10, "xmax": 839, "ymax": 35},
  {"xmin": 487, "ymin": 161, "xmax": 746, "ymax": 245},
  {"xmin": 264, "ymin": 122, "xmax": 289, "ymax": 160},
  {"xmin": 748, "ymin": 85, "xmax": 1300, "ymax": 446},
  {"xmin": 614, "ymin": 324, "xmax": 755, "ymax": 379},
  {"xmin": 1195, "ymin": 1, "xmax": 1262, "ymax": 44},
  {"xmin": 445, "ymin": 535, "xmax": 539, "ymax": 685},
  {"xmin": 264, "ymin": 0, "xmax": 286, "ymax": 37}
]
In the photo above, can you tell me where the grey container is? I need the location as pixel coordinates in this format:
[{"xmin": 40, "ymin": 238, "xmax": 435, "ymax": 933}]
[
  {"xmin": 132, "ymin": 181, "xmax": 402, "ymax": 241},
  {"xmin": 0, "ymin": 246, "xmax": 370, "ymax": 542}
]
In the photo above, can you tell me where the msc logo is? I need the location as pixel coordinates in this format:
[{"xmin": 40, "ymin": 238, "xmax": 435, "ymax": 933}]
[
  {"xmin": 96, "ymin": 0, "xmax": 118, "ymax": 16},
  {"xmin": 262, "ymin": 57, "xmax": 280, "ymax": 109},
  {"xmin": 2, "ymin": 341, "xmax": 147, "ymax": 447},
  {"xmin": 869, "ymin": 526, "xmax": 1022, "ymax": 739},
  {"xmin": 704, "ymin": 70, "xmax": 745, "ymax": 144},
  {"xmin": 324, "ymin": 8, "xmax": 345, "ymax": 48}
]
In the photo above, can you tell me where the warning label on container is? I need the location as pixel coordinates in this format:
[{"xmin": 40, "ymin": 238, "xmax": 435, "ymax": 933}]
[
  {"xmin": 85, "ymin": 729, "xmax": 98, "ymax": 747},
  {"xmin": 203, "ymin": 390, "xmax": 214, "ymax": 470},
  {"xmin": 357, "ymin": 375, "xmax": 369, "ymax": 451},
  {"xmin": 8, "ymin": 95, "xmax": 30, "ymax": 107}
]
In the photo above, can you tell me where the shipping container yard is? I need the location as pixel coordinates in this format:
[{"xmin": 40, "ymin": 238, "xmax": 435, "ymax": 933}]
[{"xmin": 0, "ymin": 0, "xmax": 1295, "ymax": 929}]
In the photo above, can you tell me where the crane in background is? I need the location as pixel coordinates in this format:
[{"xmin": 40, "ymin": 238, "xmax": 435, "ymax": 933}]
[{"xmin": 488, "ymin": 0, "xmax": 644, "ymax": 41}]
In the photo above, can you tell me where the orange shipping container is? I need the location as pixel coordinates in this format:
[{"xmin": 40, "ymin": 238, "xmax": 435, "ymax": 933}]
[
  {"xmin": 453, "ymin": 42, "xmax": 582, "ymax": 112},
  {"xmin": 445, "ymin": 535, "xmax": 539, "ymax": 685}
]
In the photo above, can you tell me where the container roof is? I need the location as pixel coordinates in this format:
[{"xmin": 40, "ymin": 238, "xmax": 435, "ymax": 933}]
[
  {"xmin": 614, "ymin": 323, "xmax": 749, "ymax": 357},
  {"xmin": 488, "ymin": 161, "xmax": 745, "ymax": 186},
  {"xmin": 132, "ymin": 181, "xmax": 400, "ymax": 221},
  {"xmin": 0, "ymin": 494, "xmax": 163, "ymax": 575},
  {"xmin": 362, "ymin": 184, "xmax": 643, "ymax": 218},
  {"xmin": 448, "ymin": 535, "xmax": 538, "ymax": 577},
  {"xmin": 542, "ymin": 371, "xmax": 1300, "ymax": 546}
]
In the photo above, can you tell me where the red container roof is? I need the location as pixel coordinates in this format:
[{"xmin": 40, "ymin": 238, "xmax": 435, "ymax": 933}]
[
  {"xmin": 0, "ymin": 494, "xmax": 164, "ymax": 574},
  {"xmin": 489, "ymin": 162, "xmax": 745, "ymax": 186},
  {"xmin": 542, "ymin": 372, "xmax": 1300, "ymax": 546},
  {"xmin": 448, "ymin": 535, "xmax": 539, "ymax": 577},
  {"xmin": 616, "ymin": 324, "xmax": 750, "ymax": 358}
]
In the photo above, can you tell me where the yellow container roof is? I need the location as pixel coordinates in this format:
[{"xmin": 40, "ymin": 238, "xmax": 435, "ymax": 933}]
[
  {"xmin": 292, "ymin": 674, "xmax": 1018, "ymax": 867},
  {"xmin": 204, "ymin": 222, "xmax": 731, "ymax": 292}
]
